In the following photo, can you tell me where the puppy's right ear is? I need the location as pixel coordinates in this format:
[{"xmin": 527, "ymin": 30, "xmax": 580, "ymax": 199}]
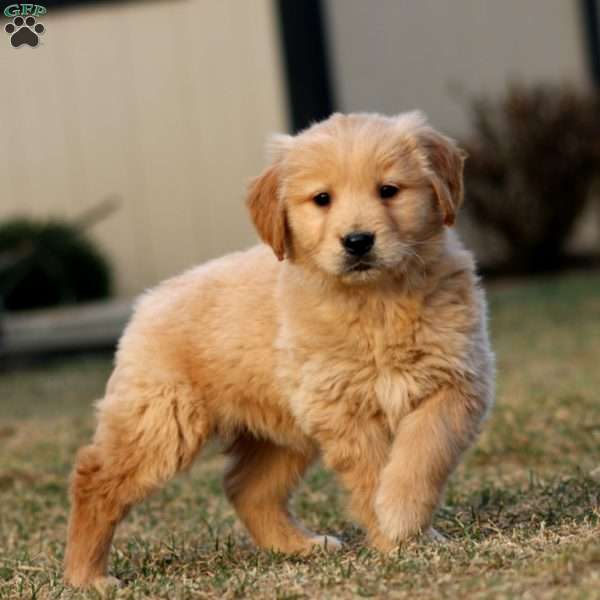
[{"xmin": 246, "ymin": 163, "xmax": 287, "ymax": 261}]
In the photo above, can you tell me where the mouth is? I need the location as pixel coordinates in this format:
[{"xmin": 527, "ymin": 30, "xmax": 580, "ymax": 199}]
[{"xmin": 345, "ymin": 260, "xmax": 376, "ymax": 273}]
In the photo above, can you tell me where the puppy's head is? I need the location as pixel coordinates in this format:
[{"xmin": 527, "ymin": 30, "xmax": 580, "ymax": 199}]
[{"xmin": 247, "ymin": 112, "xmax": 465, "ymax": 284}]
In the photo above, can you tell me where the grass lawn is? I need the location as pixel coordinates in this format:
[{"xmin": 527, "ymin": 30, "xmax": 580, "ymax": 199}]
[{"xmin": 1, "ymin": 272, "xmax": 599, "ymax": 599}]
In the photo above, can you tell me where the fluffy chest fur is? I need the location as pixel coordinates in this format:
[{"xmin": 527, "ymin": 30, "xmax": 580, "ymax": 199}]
[{"xmin": 276, "ymin": 259, "xmax": 485, "ymax": 435}]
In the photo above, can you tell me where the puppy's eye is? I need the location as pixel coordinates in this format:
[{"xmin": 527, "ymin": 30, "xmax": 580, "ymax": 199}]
[
  {"xmin": 313, "ymin": 192, "xmax": 331, "ymax": 207},
  {"xmin": 379, "ymin": 185, "xmax": 400, "ymax": 200}
]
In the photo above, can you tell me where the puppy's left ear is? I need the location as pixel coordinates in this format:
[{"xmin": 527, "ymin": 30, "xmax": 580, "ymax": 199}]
[
  {"xmin": 419, "ymin": 129, "xmax": 467, "ymax": 227},
  {"xmin": 246, "ymin": 163, "xmax": 287, "ymax": 261}
]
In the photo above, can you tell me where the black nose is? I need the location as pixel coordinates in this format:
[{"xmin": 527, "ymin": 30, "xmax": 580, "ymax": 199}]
[{"xmin": 342, "ymin": 231, "xmax": 375, "ymax": 256}]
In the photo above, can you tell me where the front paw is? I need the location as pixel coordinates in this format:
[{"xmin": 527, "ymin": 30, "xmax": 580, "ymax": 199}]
[
  {"xmin": 64, "ymin": 572, "xmax": 122, "ymax": 592},
  {"xmin": 93, "ymin": 576, "xmax": 122, "ymax": 595},
  {"xmin": 374, "ymin": 486, "xmax": 436, "ymax": 544},
  {"xmin": 370, "ymin": 527, "xmax": 446, "ymax": 553}
]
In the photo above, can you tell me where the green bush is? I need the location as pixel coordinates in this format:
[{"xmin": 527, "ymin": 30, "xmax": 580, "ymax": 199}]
[
  {"xmin": 462, "ymin": 84, "xmax": 600, "ymax": 272},
  {"xmin": 0, "ymin": 218, "xmax": 112, "ymax": 311}
]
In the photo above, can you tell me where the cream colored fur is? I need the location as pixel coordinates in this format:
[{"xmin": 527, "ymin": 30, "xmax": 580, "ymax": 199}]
[{"xmin": 64, "ymin": 112, "xmax": 494, "ymax": 588}]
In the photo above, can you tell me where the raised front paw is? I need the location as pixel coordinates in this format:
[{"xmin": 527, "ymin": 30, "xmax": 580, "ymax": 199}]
[{"xmin": 374, "ymin": 484, "xmax": 438, "ymax": 545}]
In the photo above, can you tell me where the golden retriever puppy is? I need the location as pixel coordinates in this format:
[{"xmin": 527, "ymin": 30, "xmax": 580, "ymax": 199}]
[{"xmin": 64, "ymin": 111, "xmax": 494, "ymax": 589}]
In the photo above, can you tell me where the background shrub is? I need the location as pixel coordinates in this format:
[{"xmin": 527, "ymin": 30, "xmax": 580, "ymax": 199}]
[
  {"xmin": 462, "ymin": 84, "xmax": 600, "ymax": 272},
  {"xmin": 0, "ymin": 218, "xmax": 112, "ymax": 311}
]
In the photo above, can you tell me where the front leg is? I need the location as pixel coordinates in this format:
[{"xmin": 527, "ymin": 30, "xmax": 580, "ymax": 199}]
[
  {"xmin": 374, "ymin": 386, "xmax": 488, "ymax": 547},
  {"xmin": 314, "ymin": 418, "xmax": 392, "ymax": 549}
]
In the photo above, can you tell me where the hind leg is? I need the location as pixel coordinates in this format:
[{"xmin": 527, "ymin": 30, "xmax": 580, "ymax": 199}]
[
  {"xmin": 224, "ymin": 434, "xmax": 341, "ymax": 553},
  {"xmin": 64, "ymin": 381, "xmax": 208, "ymax": 588}
]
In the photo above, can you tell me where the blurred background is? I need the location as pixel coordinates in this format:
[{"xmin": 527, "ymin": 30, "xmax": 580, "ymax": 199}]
[{"xmin": 0, "ymin": 0, "xmax": 599, "ymax": 356}]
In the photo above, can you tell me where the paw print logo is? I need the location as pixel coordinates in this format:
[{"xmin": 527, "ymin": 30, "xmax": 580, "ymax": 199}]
[{"xmin": 5, "ymin": 16, "xmax": 45, "ymax": 48}]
